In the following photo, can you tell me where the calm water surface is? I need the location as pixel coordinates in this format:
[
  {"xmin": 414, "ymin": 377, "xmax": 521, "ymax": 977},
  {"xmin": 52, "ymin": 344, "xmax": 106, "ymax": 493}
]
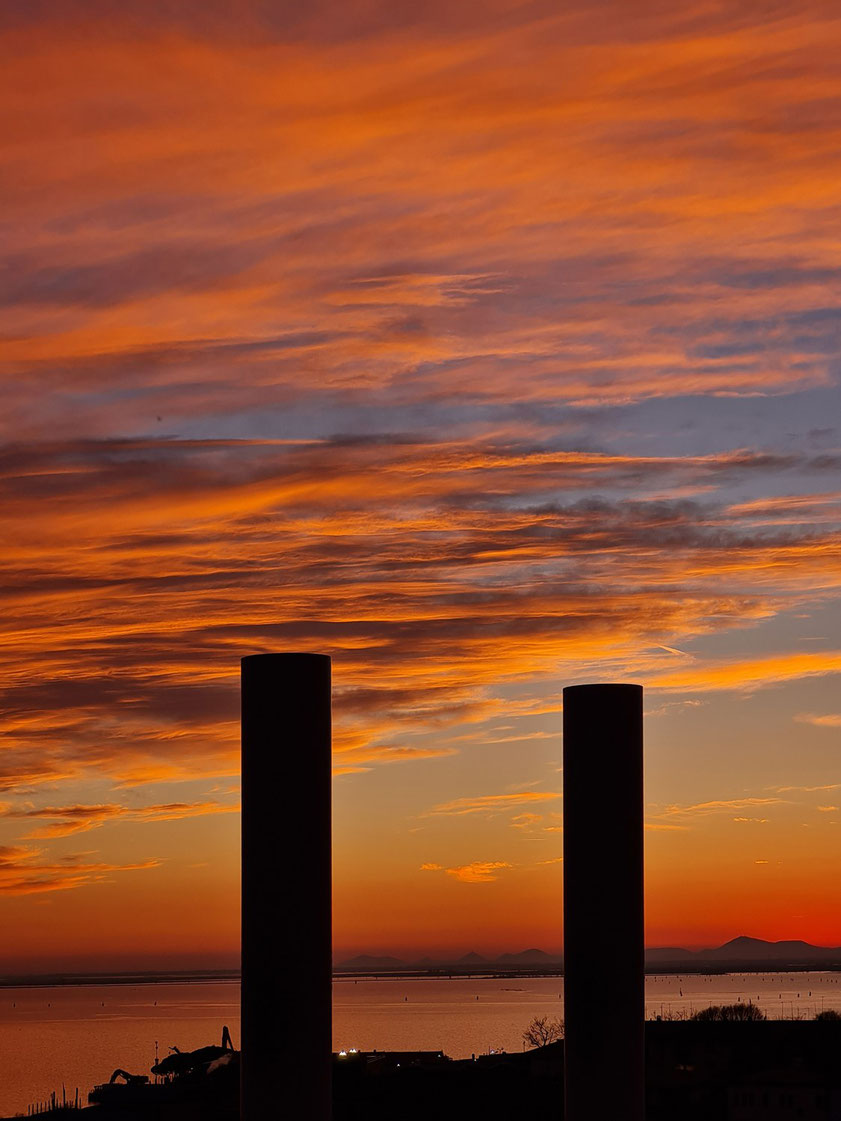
[{"xmin": 2, "ymin": 973, "xmax": 841, "ymax": 1116}]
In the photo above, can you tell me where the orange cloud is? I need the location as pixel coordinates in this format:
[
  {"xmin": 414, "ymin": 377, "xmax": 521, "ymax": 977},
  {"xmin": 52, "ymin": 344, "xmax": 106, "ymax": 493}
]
[
  {"xmin": 511, "ymin": 812, "xmax": 543, "ymax": 829},
  {"xmin": 421, "ymin": 858, "xmax": 522, "ymax": 883},
  {"xmin": 776, "ymin": 783, "xmax": 841, "ymax": 794},
  {"xmin": 427, "ymin": 792, "xmax": 561, "ymax": 817},
  {"xmin": 796, "ymin": 713, "xmax": 841, "ymax": 728},
  {"xmin": 661, "ymin": 797, "xmax": 785, "ymax": 819},
  {"xmin": 0, "ymin": 845, "xmax": 161, "ymax": 896},
  {"xmin": 4, "ymin": 6, "xmax": 841, "ymax": 446},
  {"xmin": 446, "ymin": 861, "xmax": 513, "ymax": 884},
  {"xmin": 650, "ymin": 653, "xmax": 841, "ymax": 694},
  {"xmin": 4, "ymin": 800, "xmax": 239, "ymax": 839}
]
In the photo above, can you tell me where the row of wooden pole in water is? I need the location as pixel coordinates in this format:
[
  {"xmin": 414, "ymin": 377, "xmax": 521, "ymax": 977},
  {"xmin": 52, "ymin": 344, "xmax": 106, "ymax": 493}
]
[{"xmin": 241, "ymin": 654, "xmax": 645, "ymax": 1121}]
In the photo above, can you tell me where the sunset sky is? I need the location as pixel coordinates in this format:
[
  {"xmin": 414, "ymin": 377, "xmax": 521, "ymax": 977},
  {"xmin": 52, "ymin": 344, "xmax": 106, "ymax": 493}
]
[{"xmin": 2, "ymin": 0, "xmax": 841, "ymax": 971}]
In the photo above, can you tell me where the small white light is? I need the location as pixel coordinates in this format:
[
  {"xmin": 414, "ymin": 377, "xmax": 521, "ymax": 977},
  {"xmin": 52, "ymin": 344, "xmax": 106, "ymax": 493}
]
[{"xmin": 339, "ymin": 1050, "xmax": 347, "ymax": 1057}]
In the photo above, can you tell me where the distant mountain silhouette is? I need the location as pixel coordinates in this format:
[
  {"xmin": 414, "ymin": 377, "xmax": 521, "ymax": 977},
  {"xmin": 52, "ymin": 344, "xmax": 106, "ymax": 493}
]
[
  {"xmin": 702, "ymin": 936, "xmax": 841, "ymax": 962},
  {"xmin": 334, "ymin": 937, "xmax": 841, "ymax": 974},
  {"xmin": 646, "ymin": 936, "xmax": 841, "ymax": 967}
]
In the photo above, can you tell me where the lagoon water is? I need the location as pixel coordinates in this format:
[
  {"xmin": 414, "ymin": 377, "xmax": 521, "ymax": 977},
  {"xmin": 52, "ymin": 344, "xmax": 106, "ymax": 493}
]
[{"xmin": 2, "ymin": 973, "xmax": 841, "ymax": 1116}]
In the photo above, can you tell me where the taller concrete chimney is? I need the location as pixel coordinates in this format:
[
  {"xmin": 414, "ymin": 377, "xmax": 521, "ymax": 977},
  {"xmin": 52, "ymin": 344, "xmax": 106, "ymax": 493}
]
[
  {"xmin": 562, "ymin": 683, "xmax": 644, "ymax": 1121},
  {"xmin": 241, "ymin": 653, "xmax": 332, "ymax": 1121}
]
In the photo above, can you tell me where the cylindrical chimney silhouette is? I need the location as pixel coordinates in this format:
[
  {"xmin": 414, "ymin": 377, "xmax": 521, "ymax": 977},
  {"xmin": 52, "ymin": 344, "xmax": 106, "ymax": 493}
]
[
  {"xmin": 563, "ymin": 683, "xmax": 644, "ymax": 1121},
  {"xmin": 241, "ymin": 653, "xmax": 332, "ymax": 1121}
]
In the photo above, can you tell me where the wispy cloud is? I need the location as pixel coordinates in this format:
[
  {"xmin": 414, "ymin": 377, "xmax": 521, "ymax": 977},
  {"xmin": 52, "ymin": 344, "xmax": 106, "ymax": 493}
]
[
  {"xmin": 650, "ymin": 654, "xmax": 841, "ymax": 695},
  {"xmin": 5, "ymin": 5, "xmax": 841, "ymax": 441},
  {"xmin": 3, "ymin": 800, "xmax": 239, "ymax": 838},
  {"xmin": 661, "ymin": 797, "xmax": 785, "ymax": 819},
  {"xmin": 0, "ymin": 845, "xmax": 160, "ymax": 896},
  {"xmin": 0, "ymin": 434, "xmax": 839, "ymax": 789},
  {"xmin": 510, "ymin": 812, "xmax": 544, "ymax": 829},
  {"xmin": 427, "ymin": 792, "xmax": 561, "ymax": 817},
  {"xmin": 775, "ymin": 783, "xmax": 841, "ymax": 794},
  {"xmin": 421, "ymin": 860, "xmax": 513, "ymax": 884},
  {"xmin": 795, "ymin": 713, "xmax": 841, "ymax": 728}
]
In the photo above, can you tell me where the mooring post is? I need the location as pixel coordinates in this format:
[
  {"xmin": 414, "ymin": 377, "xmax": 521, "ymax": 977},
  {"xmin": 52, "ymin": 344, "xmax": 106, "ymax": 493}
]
[
  {"xmin": 241, "ymin": 652, "xmax": 332, "ymax": 1121},
  {"xmin": 563, "ymin": 683, "xmax": 645, "ymax": 1121}
]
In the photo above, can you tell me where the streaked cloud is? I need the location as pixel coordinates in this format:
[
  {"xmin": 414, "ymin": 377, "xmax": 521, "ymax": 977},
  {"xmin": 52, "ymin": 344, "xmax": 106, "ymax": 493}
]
[
  {"xmin": 662, "ymin": 797, "xmax": 785, "ymax": 819},
  {"xmin": 427, "ymin": 792, "xmax": 561, "ymax": 817},
  {"xmin": 447, "ymin": 861, "xmax": 513, "ymax": 884},
  {"xmin": 1, "ymin": 434, "xmax": 840, "ymax": 788},
  {"xmin": 5, "ymin": 3, "xmax": 841, "ymax": 443},
  {"xmin": 3, "ymin": 800, "xmax": 239, "ymax": 838},
  {"xmin": 511, "ymin": 812, "xmax": 544, "ymax": 829},
  {"xmin": 796, "ymin": 713, "xmax": 841, "ymax": 728},
  {"xmin": 0, "ymin": 845, "xmax": 161, "ymax": 896},
  {"xmin": 650, "ymin": 653, "xmax": 841, "ymax": 694},
  {"xmin": 420, "ymin": 858, "xmax": 513, "ymax": 882},
  {"xmin": 776, "ymin": 783, "xmax": 841, "ymax": 794}
]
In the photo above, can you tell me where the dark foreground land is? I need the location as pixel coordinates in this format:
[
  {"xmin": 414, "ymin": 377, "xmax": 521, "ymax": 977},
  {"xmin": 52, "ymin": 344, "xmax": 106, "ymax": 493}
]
[
  {"xmin": 12, "ymin": 1020, "xmax": 841, "ymax": 1120},
  {"xmin": 334, "ymin": 1022, "xmax": 841, "ymax": 1120}
]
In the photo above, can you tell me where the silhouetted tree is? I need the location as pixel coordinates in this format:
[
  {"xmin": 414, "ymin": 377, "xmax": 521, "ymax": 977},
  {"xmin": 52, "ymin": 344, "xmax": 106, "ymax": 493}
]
[
  {"xmin": 691, "ymin": 1003, "xmax": 765, "ymax": 1021},
  {"xmin": 815, "ymin": 1009, "xmax": 841, "ymax": 1021},
  {"xmin": 523, "ymin": 1015, "xmax": 564, "ymax": 1048}
]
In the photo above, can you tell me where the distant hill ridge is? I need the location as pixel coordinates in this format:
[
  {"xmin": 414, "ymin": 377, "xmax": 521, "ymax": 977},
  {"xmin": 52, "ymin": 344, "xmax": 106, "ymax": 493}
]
[
  {"xmin": 336, "ymin": 937, "xmax": 841, "ymax": 972},
  {"xmin": 648, "ymin": 936, "xmax": 841, "ymax": 964}
]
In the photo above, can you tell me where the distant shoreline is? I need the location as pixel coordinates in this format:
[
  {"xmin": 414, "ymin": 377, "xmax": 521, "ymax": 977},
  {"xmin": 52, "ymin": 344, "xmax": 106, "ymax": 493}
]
[
  {"xmin": 334, "ymin": 963, "xmax": 841, "ymax": 981},
  {"xmin": 3, "ymin": 962, "xmax": 841, "ymax": 989},
  {"xmin": 0, "ymin": 969, "xmax": 240, "ymax": 990}
]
